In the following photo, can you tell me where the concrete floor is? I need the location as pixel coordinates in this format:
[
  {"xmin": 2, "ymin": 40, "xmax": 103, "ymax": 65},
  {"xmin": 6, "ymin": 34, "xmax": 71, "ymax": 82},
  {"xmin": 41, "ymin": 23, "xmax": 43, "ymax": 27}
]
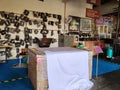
[
  {"xmin": 91, "ymin": 55, "xmax": 120, "ymax": 90},
  {"xmin": 91, "ymin": 69, "xmax": 120, "ymax": 90}
]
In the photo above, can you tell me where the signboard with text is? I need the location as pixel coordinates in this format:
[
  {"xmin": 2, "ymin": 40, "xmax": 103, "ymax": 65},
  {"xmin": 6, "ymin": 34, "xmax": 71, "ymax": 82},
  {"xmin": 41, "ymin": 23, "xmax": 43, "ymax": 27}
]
[
  {"xmin": 94, "ymin": 46, "xmax": 103, "ymax": 54},
  {"xmin": 86, "ymin": 8, "xmax": 100, "ymax": 19}
]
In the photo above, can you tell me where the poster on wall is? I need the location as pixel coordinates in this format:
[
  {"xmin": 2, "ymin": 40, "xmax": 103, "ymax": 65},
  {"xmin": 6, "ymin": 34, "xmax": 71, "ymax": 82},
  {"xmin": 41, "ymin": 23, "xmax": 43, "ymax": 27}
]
[
  {"xmin": 96, "ymin": 16, "xmax": 104, "ymax": 25},
  {"xmin": 104, "ymin": 26, "xmax": 108, "ymax": 33},
  {"xmin": 68, "ymin": 16, "xmax": 80, "ymax": 32},
  {"xmin": 80, "ymin": 18, "xmax": 92, "ymax": 32},
  {"xmin": 96, "ymin": 16, "xmax": 113, "ymax": 26},
  {"xmin": 99, "ymin": 26, "xmax": 104, "ymax": 33}
]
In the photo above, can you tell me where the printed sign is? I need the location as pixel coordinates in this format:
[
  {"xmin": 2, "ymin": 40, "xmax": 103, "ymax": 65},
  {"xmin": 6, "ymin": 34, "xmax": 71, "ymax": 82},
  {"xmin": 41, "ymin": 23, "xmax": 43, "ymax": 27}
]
[
  {"xmin": 36, "ymin": 58, "xmax": 41, "ymax": 64},
  {"xmin": 36, "ymin": 55, "xmax": 44, "ymax": 64},
  {"xmin": 86, "ymin": 8, "xmax": 100, "ymax": 19},
  {"xmin": 94, "ymin": 46, "xmax": 103, "ymax": 53}
]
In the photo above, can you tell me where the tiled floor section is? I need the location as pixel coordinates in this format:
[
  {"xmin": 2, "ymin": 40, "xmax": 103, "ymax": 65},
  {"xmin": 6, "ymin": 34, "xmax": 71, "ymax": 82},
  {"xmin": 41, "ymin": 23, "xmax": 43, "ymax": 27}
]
[{"xmin": 91, "ymin": 70, "xmax": 120, "ymax": 90}]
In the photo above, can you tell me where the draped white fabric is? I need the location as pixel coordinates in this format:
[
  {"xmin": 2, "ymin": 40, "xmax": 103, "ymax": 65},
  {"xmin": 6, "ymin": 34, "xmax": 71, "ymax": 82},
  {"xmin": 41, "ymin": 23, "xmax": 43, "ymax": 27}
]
[{"xmin": 40, "ymin": 47, "xmax": 93, "ymax": 90}]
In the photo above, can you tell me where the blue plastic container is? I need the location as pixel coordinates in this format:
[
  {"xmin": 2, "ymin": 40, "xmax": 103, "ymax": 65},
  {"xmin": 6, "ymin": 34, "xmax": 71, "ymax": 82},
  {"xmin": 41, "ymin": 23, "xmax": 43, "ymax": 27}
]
[{"xmin": 107, "ymin": 46, "xmax": 113, "ymax": 58}]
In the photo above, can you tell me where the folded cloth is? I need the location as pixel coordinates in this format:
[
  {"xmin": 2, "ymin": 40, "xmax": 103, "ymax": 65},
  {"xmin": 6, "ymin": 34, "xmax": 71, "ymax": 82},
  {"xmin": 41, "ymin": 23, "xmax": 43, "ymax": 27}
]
[{"xmin": 43, "ymin": 47, "xmax": 92, "ymax": 90}]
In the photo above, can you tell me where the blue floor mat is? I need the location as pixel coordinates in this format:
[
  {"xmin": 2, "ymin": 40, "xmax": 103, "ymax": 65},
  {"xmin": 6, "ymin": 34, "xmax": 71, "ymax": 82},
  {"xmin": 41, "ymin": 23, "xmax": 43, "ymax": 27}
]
[
  {"xmin": 0, "ymin": 78, "xmax": 33, "ymax": 90},
  {"xmin": 2, "ymin": 58, "xmax": 120, "ymax": 90},
  {"xmin": 0, "ymin": 59, "xmax": 27, "ymax": 81},
  {"xmin": 0, "ymin": 59, "xmax": 34, "ymax": 90},
  {"xmin": 92, "ymin": 58, "xmax": 120, "ymax": 76}
]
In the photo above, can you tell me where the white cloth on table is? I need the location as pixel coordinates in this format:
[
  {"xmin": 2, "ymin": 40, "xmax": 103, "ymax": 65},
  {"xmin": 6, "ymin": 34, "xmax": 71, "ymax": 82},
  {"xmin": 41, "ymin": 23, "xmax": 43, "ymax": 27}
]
[{"xmin": 40, "ymin": 47, "xmax": 93, "ymax": 90}]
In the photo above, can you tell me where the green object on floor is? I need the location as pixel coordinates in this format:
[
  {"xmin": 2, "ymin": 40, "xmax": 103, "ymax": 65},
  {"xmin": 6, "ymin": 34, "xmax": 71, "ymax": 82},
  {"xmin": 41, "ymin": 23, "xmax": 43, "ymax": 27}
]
[{"xmin": 76, "ymin": 45, "xmax": 84, "ymax": 49}]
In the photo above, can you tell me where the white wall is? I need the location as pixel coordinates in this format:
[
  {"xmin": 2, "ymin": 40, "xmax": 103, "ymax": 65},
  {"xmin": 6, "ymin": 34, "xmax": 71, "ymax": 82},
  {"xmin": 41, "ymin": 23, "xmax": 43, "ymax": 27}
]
[
  {"xmin": 0, "ymin": 0, "xmax": 92, "ymax": 59},
  {"xmin": 66, "ymin": 0, "xmax": 92, "ymax": 16},
  {"xmin": 0, "ymin": 0, "xmax": 92, "ymax": 29}
]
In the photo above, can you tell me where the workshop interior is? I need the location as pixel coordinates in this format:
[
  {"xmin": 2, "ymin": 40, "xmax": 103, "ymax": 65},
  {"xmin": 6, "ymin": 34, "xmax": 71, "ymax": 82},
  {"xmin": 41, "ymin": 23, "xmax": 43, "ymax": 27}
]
[{"xmin": 0, "ymin": 0, "xmax": 120, "ymax": 90}]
